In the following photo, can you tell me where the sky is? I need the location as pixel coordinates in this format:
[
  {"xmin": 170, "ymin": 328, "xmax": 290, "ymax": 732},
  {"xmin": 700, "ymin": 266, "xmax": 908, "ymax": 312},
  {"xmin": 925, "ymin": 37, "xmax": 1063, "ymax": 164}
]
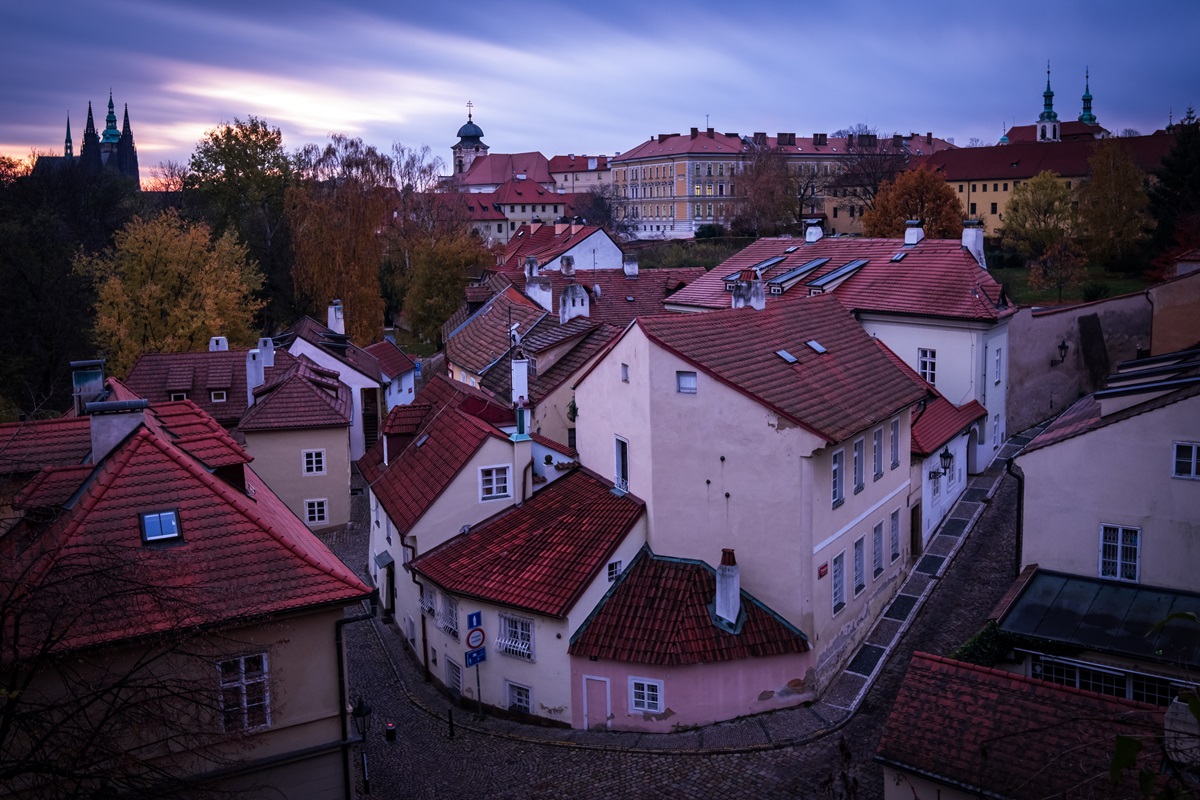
[{"xmin": 2, "ymin": 0, "xmax": 1197, "ymax": 180}]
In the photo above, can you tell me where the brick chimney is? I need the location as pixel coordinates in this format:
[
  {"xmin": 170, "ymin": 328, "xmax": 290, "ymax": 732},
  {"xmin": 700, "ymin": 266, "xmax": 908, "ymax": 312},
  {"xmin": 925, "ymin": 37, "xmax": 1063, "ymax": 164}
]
[
  {"xmin": 327, "ymin": 300, "xmax": 345, "ymax": 335},
  {"xmin": 715, "ymin": 549, "xmax": 740, "ymax": 625},
  {"xmin": 904, "ymin": 220, "xmax": 925, "ymax": 245},
  {"xmin": 732, "ymin": 269, "xmax": 765, "ymax": 311}
]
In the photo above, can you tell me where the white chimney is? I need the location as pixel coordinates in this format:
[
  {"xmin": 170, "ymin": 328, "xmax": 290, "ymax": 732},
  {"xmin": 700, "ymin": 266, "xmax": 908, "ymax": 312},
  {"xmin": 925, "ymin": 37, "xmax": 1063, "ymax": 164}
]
[
  {"xmin": 904, "ymin": 220, "xmax": 925, "ymax": 245},
  {"xmin": 731, "ymin": 270, "xmax": 765, "ymax": 311},
  {"xmin": 962, "ymin": 220, "xmax": 987, "ymax": 269},
  {"xmin": 623, "ymin": 253, "xmax": 639, "ymax": 278},
  {"xmin": 525, "ymin": 275, "xmax": 553, "ymax": 312},
  {"xmin": 559, "ymin": 282, "xmax": 590, "ymax": 324},
  {"xmin": 85, "ymin": 400, "xmax": 147, "ymax": 463},
  {"xmin": 511, "ymin": 357, "xmax": 529, "ymax": 410},
  {"xmin": 804, "ymin": 220, "xmax": 824, "ymax": 243},
  {"xmin": 257, "ymin": 337, "xmax": 275, "ymax": 368},
  {"xmin": 209, "ymin": 336, "xmax": 229, "ymax": 352},
  {"xmin": 246, "ymin": 349, "xmax": 264, "ymax": 407},
  {"xmin": 561, "ymin": 254, "xmax": 575, "ymax": 277},
  {"xmin": 715, "ymin": 548, "xmax": 740, "ymax": 625},
  {"xmin": 327, "ymin": 300, "xmax": 345, "ymax": 335},
  {"xmin": 524, "ymin": 256, "xmax": 540, "ymax": 278}
]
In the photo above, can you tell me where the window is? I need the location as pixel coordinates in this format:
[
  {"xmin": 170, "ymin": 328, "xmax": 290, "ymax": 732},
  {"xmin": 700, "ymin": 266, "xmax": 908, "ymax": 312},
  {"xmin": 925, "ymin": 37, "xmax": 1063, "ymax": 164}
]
[
  {"xmin": 211, "ymin": 390, "xmax": 227, "ymax": 403},
  {"xmin": 872, "ymin": 429, "xmax": 883, "ymax": 480},
  {"xmin": 480, "ymin": 466, "xmax": 510, "ymax": 500},
  {"xmin": 890, "ymin": 420, "xmax": 900, "ymax": 469},
  {"xmin": 446, "ymin": 658, "xmax": 462, "ymax": 693},
  {"xmin": 218, "ymin": 653, "xmax": 270, "ymax": 731},
  {"xmin": 853, "ymin": 439, "xmax": 865, "ymax": 493},
  {"xmin": 890, "ymin": 509, "xmax": 900, "ymax": 561},
  {"xmin": 918, "ymin": 349, "xmax": 936, "ymax": 384},
  {"xmin": 438, "ymin": 594, "xmax": 459, "ymax": 639},
  {"xmin": 614, "ymin": 436, "xmax": 629, "ymax": 492},
  {"xmin": 303, "ymin": 449, "xmax": 326, "ymax": 476},
  {"xmin": 831, "ymin": 450, "xmax": 845, "ymax": 507},
  {"xmin": 630, "ymin": 677, "xmax": 663, "ymax": 713},
  {"xmin": 995, "ymin": 348, "xmax": 1003, "ymax": 385},
  {"xmin": 981, "ymin": 183, "xmax": 987, "ymax": 193},
  {"xmin": 170, "ymin": 391, "xmax": 188, "ymax": 401},
  {"xmin": 932, "ymin": 472, "xmax": 940, "ymax": 496},
  {"xmin": 1174, "ymin": 442, "xmax": 1200, "ymax": 479},
  {"xmin": 1003, "ymin": 182, "xmax": 1009, "ymax": 191},
  {"xmin": 873, "ymin": 522, "xmax": 884, "ymax": 578},
  {"xmin": 958, "ymin": 184, "xmax": 963, "ymax": 193},
  {"xmin": 853, "ymin": 537, "xmax": 865, "ymax": 595},
  {"xmin": 141, "ymin": 509, "xmax": 181, "ymax": 542},
  {"xmin": 990, "ymin": 202, "xmax": 997, "ymax": 215},
  {"xmin": 1100, "ymin": 525, "xmax": 1140, "ymax": 582},
  {"xmin": 832, "ymin": 552, "xmax": 846, "ymax": 614},
  {"xmin": 419, "ymin": 586, "xmax": 436, "ymax": 617},
  {"xmin": 676, "ymin": 371, "xmax": 697, "ymax": 394},
  {"xmin": 567, "ymin": 427, "xmax": 577, "ymax": 450},
  {"xmin": 507, "ymin": 682, "xmax": 532, "ymax": 713},
  {"xmin": 305, "ymin": 499, "xmax": 328, "ymax": 525},
  {"xmin": 498, "ymin": 614, "xmax": 533, "ymax": 660},
  {"xmin": 969, "ymin": 202, "xmax": 977, "ymax": 216},
  {"xmin": 971, "ymin": 184, "xmax": 977, "ymax": 192},
  {"xmin": 620, "ymin": 362, "xmax": 629, "ymax": 382},
  {"xmin": 993, "ymin": 414, "xmax": 1000, "ymax": 448},
  {"xmin": 607, "ymin": 560, "xmax": 622, "ymax": 582}
]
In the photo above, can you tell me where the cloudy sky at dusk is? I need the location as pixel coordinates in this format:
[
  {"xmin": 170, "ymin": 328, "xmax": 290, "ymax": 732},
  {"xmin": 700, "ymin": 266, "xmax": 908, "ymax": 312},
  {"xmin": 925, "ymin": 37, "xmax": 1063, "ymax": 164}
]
[{"xmin": 2, "ymin": 0, "xmax": 1196, "ymax": 178}]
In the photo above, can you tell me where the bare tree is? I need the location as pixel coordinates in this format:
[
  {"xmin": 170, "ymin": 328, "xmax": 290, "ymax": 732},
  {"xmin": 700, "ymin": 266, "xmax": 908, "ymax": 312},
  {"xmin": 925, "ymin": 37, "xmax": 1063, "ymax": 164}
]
[
  {"xmin": 829, "ymin": 127, "xmax": 910, "ymax": 214},
  {"xmin": 733, "ymin": 143, "xmax": 799, "ymax": 236},
  {"xmin": 573, "ymin": 182, "xmax": 633, "ymax": 239}
]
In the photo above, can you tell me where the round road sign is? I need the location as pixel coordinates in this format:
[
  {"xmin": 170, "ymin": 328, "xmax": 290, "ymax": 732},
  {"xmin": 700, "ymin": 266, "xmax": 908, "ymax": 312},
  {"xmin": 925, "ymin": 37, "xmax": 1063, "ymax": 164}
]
[{"xmin": 466, "ymin": 627, "xmax": 485, "ymax": 649}]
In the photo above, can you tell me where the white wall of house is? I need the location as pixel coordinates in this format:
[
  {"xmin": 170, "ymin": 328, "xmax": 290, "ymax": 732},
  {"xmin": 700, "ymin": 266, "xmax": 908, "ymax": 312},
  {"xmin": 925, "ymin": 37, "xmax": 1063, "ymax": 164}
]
[
  {"xmin": 914, "ymin": 430, "xmax": 974, "ymax": 546},
  {"xmin": 243, "ymin": 427, "xmax": 351, "ymax": 528},
  {"xmin": 283, "ymin": 339, "xmax": 381, "ymax": 461},
  {"xmin": 383, "ymin": 368, "xmax": 416, "ymax": 410},
  {"xmin": 1018, "ymin": 394, "xmax": 1200, "ymax": 593},
  {"xmin": 532, "ymin": 232, "xmax": 623, "ymax": 273}
]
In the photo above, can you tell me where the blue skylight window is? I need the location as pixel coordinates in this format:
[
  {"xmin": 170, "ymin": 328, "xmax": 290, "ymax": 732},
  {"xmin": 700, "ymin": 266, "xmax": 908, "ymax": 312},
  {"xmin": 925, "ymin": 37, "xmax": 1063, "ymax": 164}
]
[{"xmin": 141, "ymin": 510, "xmax": 181, "ymax": 542}]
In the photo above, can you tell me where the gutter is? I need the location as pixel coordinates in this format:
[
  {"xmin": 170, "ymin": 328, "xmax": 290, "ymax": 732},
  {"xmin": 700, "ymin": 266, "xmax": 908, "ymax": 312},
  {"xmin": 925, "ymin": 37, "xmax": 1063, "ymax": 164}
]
[
  {"xmin": 1005, "ymin": 457, "xmax": 1024, "ymax": 578},
  {"xmin": 336, "ymin": 590, "xmax": 377, "ymax": 800}
]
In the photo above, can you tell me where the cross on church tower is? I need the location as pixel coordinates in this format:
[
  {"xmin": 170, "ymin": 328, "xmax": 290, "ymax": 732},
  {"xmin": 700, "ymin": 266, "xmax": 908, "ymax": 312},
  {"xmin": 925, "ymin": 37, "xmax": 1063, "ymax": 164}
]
[{"xmin": 467, "ymin": 100, "xmax": 473, "ymax": 121}]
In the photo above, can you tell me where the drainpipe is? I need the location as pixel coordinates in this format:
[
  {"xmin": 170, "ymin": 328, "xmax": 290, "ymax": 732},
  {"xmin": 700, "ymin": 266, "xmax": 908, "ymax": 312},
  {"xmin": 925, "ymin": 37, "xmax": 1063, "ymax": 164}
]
[
  {"xmin": 336, "ymin": 590, "xmax": 377, "ymax": 800},
  {"xmin": 400, "ymin": 534, "xmax": 430, "ymax": 682},
  {"xmin": 1005, "ymin": 458, "xmax": 1024, "ymax": 578},
  {"xmin": 520, "ymin": 458, "xmax": 533, "ymax": 506}
]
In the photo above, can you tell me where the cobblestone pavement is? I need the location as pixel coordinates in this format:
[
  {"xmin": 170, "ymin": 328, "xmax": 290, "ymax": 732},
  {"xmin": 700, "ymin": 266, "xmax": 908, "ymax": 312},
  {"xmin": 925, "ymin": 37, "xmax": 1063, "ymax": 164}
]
[{"xmin": 320, "ymin": 429, "xmax": 1038, "ymax": 799}]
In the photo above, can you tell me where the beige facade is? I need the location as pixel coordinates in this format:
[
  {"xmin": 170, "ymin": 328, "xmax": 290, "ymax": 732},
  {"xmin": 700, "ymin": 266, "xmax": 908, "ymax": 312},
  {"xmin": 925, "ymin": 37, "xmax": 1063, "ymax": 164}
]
[{"xmin": 243, "ymin": 427, "xmax": 352, "ymax": 528}]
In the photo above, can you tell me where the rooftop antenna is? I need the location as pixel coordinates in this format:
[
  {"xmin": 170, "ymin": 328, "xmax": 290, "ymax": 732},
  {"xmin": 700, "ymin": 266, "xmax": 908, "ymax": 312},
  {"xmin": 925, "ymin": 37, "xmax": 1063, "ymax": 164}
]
[{"xmin": 706, "ymin": 113, "xmax": 710, "ymax": 127}]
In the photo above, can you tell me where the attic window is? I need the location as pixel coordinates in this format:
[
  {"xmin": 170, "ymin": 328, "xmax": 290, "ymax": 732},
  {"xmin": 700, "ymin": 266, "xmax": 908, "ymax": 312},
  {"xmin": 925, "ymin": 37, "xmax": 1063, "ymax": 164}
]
[
  {"xmin": 784, "ymin": 246, "xmax": 799, "ymax": 253},
  {"xmin": 170, "ymin": 392, "xmax": 188, "ymax": 401},
  {"xmin": 415, "ymin": 433, "xmax": 430, "ymax": 448},
  {"xmin": 776, "ymin": 349, "xmax": 798, "ymax": 364},
  {"xmin": 141, "ymin": 510, "xmax": 181, "ymax": 543},
  {"xmin": 625, "ymin": 296, "xmax": 635, "ymax": 302},
  {"xmin": 211, "ymin": 390, "xmax": 227, "ymax": 403},
  {"xmin": 806, "ymin": 340, "xmax": 827, "ymax": 354},
  {"xmin": 890, "ymin": 252, "xmax": 906, "ymax": 262}
]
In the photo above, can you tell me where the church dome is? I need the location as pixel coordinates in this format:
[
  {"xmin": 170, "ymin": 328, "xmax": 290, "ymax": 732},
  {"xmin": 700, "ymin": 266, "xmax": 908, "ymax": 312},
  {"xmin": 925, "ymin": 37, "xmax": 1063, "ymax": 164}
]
[{"xmin": 457, "ymin": 119, "xmax": 484, "ymax": 140}]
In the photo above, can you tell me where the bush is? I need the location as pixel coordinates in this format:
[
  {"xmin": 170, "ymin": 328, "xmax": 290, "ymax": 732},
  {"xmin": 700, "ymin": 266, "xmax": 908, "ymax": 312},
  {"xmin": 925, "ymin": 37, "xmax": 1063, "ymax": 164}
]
[
  {"xmin": 695, "ymin": 223, "xmax": 727, "ymax": 239},
  {"xmin": 1081, "ymin": 282, "xmax": 1112, "ymax": 302}
]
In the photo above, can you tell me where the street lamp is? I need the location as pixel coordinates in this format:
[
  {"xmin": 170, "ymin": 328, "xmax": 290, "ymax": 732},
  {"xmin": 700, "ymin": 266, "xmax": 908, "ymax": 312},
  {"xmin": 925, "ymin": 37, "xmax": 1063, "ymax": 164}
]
[
  {"xmin": 351, "ymin": 696, "xmax": 372, "ymax": 795},
  {"xmin": 929, "ymin": 448, "xmax": 953, "ymax": 480},
  {"xmin": 1050, "ymin": 340, "xmax": 1070, "ymax": 367}
]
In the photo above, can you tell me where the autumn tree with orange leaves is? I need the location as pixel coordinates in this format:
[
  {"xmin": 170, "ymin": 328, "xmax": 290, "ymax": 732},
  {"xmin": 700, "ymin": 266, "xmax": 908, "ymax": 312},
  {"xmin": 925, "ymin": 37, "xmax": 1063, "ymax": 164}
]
[{"xmin": 862, "ymin": 166, "xmax": 963, "ymax": 239}]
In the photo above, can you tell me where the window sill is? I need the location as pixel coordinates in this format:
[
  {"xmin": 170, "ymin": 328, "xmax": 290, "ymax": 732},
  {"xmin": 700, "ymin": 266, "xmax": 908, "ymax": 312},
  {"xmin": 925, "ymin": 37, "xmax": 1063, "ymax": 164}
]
[
  {"xmin": 891, "ymin": 461, "xmax": 900, "ymax": 470},
  {"xmin": 853, "ymin": 484, "xmax": 864, "ymax": 495},
  {"xmin": 480, "ymin": 494, "xmax": 511, "ymax": 502},
  {"xmin": 832, "ymin": 498, "xmax": 845, "ymax": 510},
  {"xmin": 833, "ymin": 602, "xmax": 845, "ymax": 615},
  {"xmin": 873, "ymin": 472, "xmax": 883, "ymax": 482},
  {"xmin": 854, "ymin": 584, "xmax": 865, "ymax": 595},
  {"xmin": 873, "ymin": 568, "xmax": 883, "ymax": 579}
]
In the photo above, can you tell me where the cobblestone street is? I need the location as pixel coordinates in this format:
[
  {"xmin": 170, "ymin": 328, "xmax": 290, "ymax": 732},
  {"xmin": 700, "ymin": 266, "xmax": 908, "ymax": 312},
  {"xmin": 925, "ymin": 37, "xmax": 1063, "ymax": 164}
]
[{"xmin": 322, "ymin": 459, "xmax": 1022, "ymax": 799}]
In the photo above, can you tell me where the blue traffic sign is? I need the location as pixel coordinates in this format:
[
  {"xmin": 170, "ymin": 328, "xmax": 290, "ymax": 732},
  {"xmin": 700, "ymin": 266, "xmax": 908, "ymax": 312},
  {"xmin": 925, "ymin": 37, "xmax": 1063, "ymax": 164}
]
[
  {"xmin": 466, "ymin": 647, "xmax": 486, "ymax": 667},
  {"xmin": 467, "ymin": 611, "xmax": 482, "ymax": 629}
]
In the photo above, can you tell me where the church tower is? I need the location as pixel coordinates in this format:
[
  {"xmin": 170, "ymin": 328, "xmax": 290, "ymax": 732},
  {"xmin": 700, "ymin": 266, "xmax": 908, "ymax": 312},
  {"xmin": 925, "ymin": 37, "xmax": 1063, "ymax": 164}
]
[
  {"xmin": 452, "ymin": 101, "xmax": 488, "ymax": 176},
  {"xmin": 64, "ymin": 114, "xmax": 73, "ymax": 158},
  {"xmin": 79, "ymin": 102, "xmax": 102, "ymax": 171},
  {"xmin": 1037, "ymin": 62, "xmax": 1060, "ymax": 142},
  {"xmin": 100, "ymin": 91, "xmax": 121, "ymax": 166},
  {"xmin": 116, "ymin": 103, "xmax": 140, "ymax": 185},
  {"xmin": 1079, "ymin": 68, "xmax": 1098, "ymax": 125}
]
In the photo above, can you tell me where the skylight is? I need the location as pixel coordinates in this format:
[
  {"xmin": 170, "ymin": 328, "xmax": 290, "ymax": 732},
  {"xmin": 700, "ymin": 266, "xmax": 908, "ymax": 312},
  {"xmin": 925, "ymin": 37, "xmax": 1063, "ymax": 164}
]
[
  {"xmin": 415, "ymin": 433, "xmax": 430, "ymax": 448},
  {"xmin": 806, "ymin": 340, "xmax": 827, "ymax": 354},
  {"xmin": 776, "ymin": 349, "xmax": 798, "ymax": 364},
  {"xmin": 141, "ymin": 510, "xmax": 181, "ymax": 543},
  {"xmin": 808, "ymin": 259, "xmax": 869, "ymax": 289},
  {"xmin": 890, "ymin": 252, "xmax": 907, "ymax": 262}
]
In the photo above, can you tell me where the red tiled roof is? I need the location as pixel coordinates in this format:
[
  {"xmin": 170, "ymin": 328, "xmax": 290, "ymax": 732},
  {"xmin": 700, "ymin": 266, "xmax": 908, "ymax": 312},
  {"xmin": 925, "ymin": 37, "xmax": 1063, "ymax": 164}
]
[
  {"xmin": 364, "ymin": 341, "xmax": 417, "ymax": 380},
  {"xmin": 445, "ymin": 286, "xmax": 547, "ymax": 375},
  {"xmin": 238, "ymin": 356, "xmax": 352, "ymax": 432},
  {"xmin": 125, "ymin": 349, "xmax": 298, "ymax": 427},
  {"xmin": 1, "ymin": 404, "xmax": 370, "ymax": 658},
  {"xmin": 13, "ymin": 465, "xmax": 95, "ymax": 509},
  {"xmin": 613, "ymin": 131, "xmax": 954, "ymax": 164},
  {"xmin": 876, "ymin": 653, "xmax": 1163, "ymax": 798},
  {"xmin": 668, "ymin": 236, "xmax": 1013, "ymax": 322},
  {"xmin": 530, "ymin": 432, "xmax": 576, "ymax": 457},
  {"xmin": 410, "ymin": 469, "xmax": 643, "ymax": 617},
  {"xmin": 612, "ymin": 130, "xmax": 746, "ymax": 162},
  {"xmin": 634, "ymin": 293, "xmax": 928, "ymax": 443},
  {"xmin": 548, "ymin": 154, "xmax": 610, "ymax": 173},
  {"xmin": 0, "ymin": 416, "xmax": 91, "ymax": 474},
  {"xmin": 569, "ymin": 547, "xmax": 809, "ymax": 666},
  {"xmin": 145, "ymin": 400, "xmax": 253, "ymax": 469},
  {"xmin": 498, "ymin": 223, "xmax": 611, "ymax": 269},
  {"xmin": 279, "ymin": 317, "xmax": 383, "ymax": 382},
  {"xmin": 1004, "ymin": 120, "xmax": 1109, "ymax": 143},
  {"xmin": 497, "ymin": 267, "xmax": 707, "ymax": 327},
  {"xmin": 382, "ymin": 403, "xmax": 432, "ymax": 435},
  {"xmin": 358, "ymin": 375, "xmax": 512, "ymax": 532},
  {"xmin": 874, "ymin": 340, "xmax": 984, "ymax": 455},
  {"xmin": 482, "ymin": 322, "xmax": 619, "ymax": 405},
  {"xmin": 440, "ymin": 272, "xmax": 516, "ymax": 344},
  {"xmin": 923, "ymin": 134, "xmax": 1174, "ymax": 181},
  {"xmin": 460, "ymin": 152, "xmax": 552, "ymax": 187},
  {"xmin": 435, "ymin": 191, "xmax": 507, "ymax": 222},
  {"xmin": 491, "ymin": 178, "xmax": 560, "ymax": 205}
]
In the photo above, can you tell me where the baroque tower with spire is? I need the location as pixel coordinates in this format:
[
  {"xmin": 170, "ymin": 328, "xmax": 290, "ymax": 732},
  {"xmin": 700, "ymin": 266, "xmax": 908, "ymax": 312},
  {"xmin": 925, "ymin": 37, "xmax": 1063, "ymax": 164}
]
[
  {"xmin": 1037, "ymin": 62, "xmax": 1060, "ymax": 142},
  {"xmin": 451, "ymin": 101, "xmax": 489, "ymax": 176},
  {"xmin": 38, "ymin": 92, "xmax": 140, "ymax": 186}
]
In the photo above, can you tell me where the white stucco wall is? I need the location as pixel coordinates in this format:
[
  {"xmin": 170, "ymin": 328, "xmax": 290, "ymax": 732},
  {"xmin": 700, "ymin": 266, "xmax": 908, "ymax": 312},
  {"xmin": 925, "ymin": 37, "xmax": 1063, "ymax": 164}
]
[
  {"xmin": 284, "ymin": 339, "xmax": 381, "ymax": 460},
  {"xmin": 242, "ymin": 426, "xmax": 351, "ymax": 528}
]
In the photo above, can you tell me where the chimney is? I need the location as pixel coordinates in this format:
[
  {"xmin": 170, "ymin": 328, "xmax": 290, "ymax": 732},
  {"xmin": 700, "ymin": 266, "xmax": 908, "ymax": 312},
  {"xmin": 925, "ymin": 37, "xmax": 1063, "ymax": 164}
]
[
  {"xmin": 85, "ymin": 399, "xmax": 147, "ymax": 463},
  {"xmin": 327, "ymin": 300, "xmax": 345, "ymax": 335},
  {"xmin": 561, "ymin": 254, "xmax": 575, "ymax": 278},
  {"xmin": 904, "ymin": 220, "xmax": 925, "ymax": 245},
  {"xmin": 623, "ymin": 253, "xmax": 639, "ymax": 278},
  {"xmin": 246, "ymin": 348, "xmax": 265, "ymax": 407},
  {"xmin": 71, "ymin": 359, "xmax": 107, "ymax": 417},
  {"xmin": 209, "ymin": 336, "xmax": 229, "ymax": 352},
  {"xmin": 847, "ymin": 133, "xmax": 855, "ymax": 147},
  {"xmin": 554, "ymin": 218, "xmax": 569, "ymax": 235},
  {"xmin": 524, "ymin": 255, "xmax": 540, "ymax": 278},
  {"xmin": 892, "ymin": 134, "xmax": 903, "ymax": 147},
  {"xmin": 510, "ymin": 355, "xmax": 532, "ymax": 501},
  {"xmin": 690, "ymin": 127, "xmax": 699, "ymax": 139},
  {"xmin": 560, "ymin": 282, "xmax": 590, "ymax": 324},
  {"xmin": 715, "ymin": 548, "xmax": 740, "ymax": 625},
  {"xmin": 732, "ymin": 269, "xmax": 765, "ymax": 311},
  {"xmin": 804, "ymin": 219, "xmax": 824, "ymax": 243},
  {"xmin": 257, "ymin": 337, "xmax": 275, "ymax": 368},
  {"xmin": 707, "ymin": 127, "xmax": 714, "ymax": 138},
  {"xmin": 926, "ymin": 131, "xmax": 933, "ymax": 144},
  {"xmin": 962, "ymin": 219, "xmax": 987, "ymax": 269},
  {"xmin": 570, "ymin": 217, "xmax": 583, "ymax": 235},
  {"xmin": 528, "ymin": 219, "xmax": 542, "ymax": 234},
  {"xmin": 525, "ymin": 275, "xmax": 553, "ymax": 312}
]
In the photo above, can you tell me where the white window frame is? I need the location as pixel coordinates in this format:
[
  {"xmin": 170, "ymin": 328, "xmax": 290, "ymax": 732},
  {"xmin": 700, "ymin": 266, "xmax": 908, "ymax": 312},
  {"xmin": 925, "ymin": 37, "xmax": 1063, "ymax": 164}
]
[
  {"xmin": 831, "ymin": 449, "xmax": 845, "ymax": 507},
  {"xmin": 218, "ymin": 653, "xmax": 270, "ymax": 732},
  {"xmin": 303, "ymin": 448, "xmax": 326, "ymax": 476},
  {"xmin": 873, "ymin": 521, "xmax": 884, "ymax": 578},
  {"xmin": 446, "ymin": 657, "xmax": 462, "ymax": 693},
  {"xmin": 918, "ymin": 348, "xmax": 936, "ymax": 385},
  {"xmin": 629, "ymin": 677, "xmax": 663, "ymax": 713},
  {"xmin": 890, "ymin": 509, "xmax": 901, "ymax": 562},
  {"xmin": 614, "ymin": 436, "xmax": 629, "ymax": 493},
  {"xmin": 506, "ymin": 681, "xmax": 532, "ymax": 713},
  {"xmin": 498, "ymin": 613, "xmax": 534, "ymax": 661},
  {"xmin": 890, "ymin": 419, "xmax": 900, "ymax": 469},
  {"xmin": 304, "ymin": 498, "xmax": 328, "ymax": 525},
  {"xmin": 607, "ymin": 560, "xmax": 622, "ymax": 582},
  {"xmin": 853, "ymin": 537, "xmax": 866, "ymax": 595},
  {"xmin": 1100, "ymin": 524, "xmax": 1140, "ymax": 583},
  {"xmin": 676, "ymin": 371, "xmax": 697, "ymax": 394},
  {"xmin": 853, "ymin": 438, "xmax": 865, "ymax": 493},
  {"xmin": 994, "ymin": 347, "xmax": 1002, "ymax": 385},
  {"xmin": 872, "ymin": 429, "xmax": 883, "ymax": 480},
  {"xmin": 479, "ymin": 465, "xmax": 511, "ymax": 501},
  {"xmin": 620, "ymin": 362, "xmax": 629, "ymax": 383},
  {"xmin": 1174, "ymin": 442, "xmax": 1200, "ymax": 479},
  {"xmin": 211, "ymin": 390, "xmax": 227, "ymax": 403},
  {"xmin": 419, "ymin": 586, "xmax": 436, "ymax": 617},
  {"xmin": 832, "ymin": 552, "xmax": 846, "ymax": 614},
  {"xmin": 170, "ymin": 391, "xmax": 188, "ymax": 402},
  {"xmin": 993, "ymin": 414, "xmax": 1000, "ymax": 448},
  {"xmin": 438, "ymin": 594, "xmax": 459, "ymax": 639}
]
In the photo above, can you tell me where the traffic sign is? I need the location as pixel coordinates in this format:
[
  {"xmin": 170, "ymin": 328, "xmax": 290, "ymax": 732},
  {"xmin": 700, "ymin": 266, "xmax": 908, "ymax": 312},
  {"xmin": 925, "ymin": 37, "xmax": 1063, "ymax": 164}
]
[
  {"xmin": 466, "ymin": 647, "xmax": 486, "ymax": 667},
  {"xmin": 466, "ymin": 627, "xmax": 485, "ymax": 649},
  {"xmin": 467, "ymin": 611, "xmax": 482, "ymax": 629}
]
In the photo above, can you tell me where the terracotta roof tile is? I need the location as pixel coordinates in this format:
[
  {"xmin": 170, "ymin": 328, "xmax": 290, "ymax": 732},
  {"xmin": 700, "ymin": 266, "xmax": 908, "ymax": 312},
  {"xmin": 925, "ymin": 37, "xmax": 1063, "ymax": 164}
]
[
  {"xmin": 548, "ymin": 154, "xmax": 609, "ymax": 173},
  {"xmin": 364, "ymin": 341, "xmax": 417, "ymax": 380},
  {"xmin": 498, "ymin": 223, "xmax": 612, "ymax": 270},
  {"xmin": 876, "ymin": 652, "xmax": 1163, "ymax": 798},
  {"xmin": 482, "ymin": 322, "xmax": 619, "ymax": 405},
  {"xmin": 460, "ymin": 152, "xmax": 552, "ymax": 187},
  {"xmin": 0, "ymin": 416, "xmax": 91, "ymax": 474},
  {"xmin": 238, "ymin": 356, "xmax": 352, "ymax": 432},
  {"xmin": 278, "ymin": 317, "xmax": 383, "ymax": 382},
  {"xmin": 635, "ymin": 294, "xmax": 928, "ymax": 443},
  {"xmin": 410, "ymin": 469, "xmax": 643, "ymax": 617},
  {"xmin": 500, "ymin": 267, "xmax": 706, "ymax": 327},
  {"xmin": 923, "ymin": 134, "xmax": 1174, "ymax": 181},
  {"xmin": 445, "ymin": 286, "xmax": 547, "ymax": 375},
  {"xmin": 569, "ymin": 547, "xmax": 809, "ymax": 666}
]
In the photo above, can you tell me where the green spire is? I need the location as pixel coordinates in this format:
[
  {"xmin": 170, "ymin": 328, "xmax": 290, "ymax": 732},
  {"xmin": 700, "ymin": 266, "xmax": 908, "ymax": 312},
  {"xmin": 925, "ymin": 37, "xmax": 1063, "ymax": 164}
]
[
  {"xmin": 101, "ymin": 90, "xmax": 121, "ymax": 144},
  {"xmin": 1039, "ymin": 61, "xmax": 1058, "ymax": 122},
  {"xmin": 1079, "ymin": 68, "xmax": 1097, "ymax": 125}
]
